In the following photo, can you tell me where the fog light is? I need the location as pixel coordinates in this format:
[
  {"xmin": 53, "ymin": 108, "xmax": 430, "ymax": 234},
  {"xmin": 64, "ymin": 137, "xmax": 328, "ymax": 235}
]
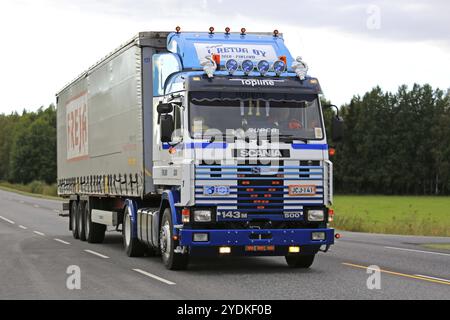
[
  {"xmin": 312, "ymin": 232, "xmax": 326, "ymax": 241},
  {"xmin": 193, "ymin": 233, "xmax": 209, "ymax": 242},
  {"xmin": 288, "ymin": 246, "xmax": 300, "ymax": 253},
  {"xmin": 219, "ymin": 247, "xmax": 231, "ymax": 254}
]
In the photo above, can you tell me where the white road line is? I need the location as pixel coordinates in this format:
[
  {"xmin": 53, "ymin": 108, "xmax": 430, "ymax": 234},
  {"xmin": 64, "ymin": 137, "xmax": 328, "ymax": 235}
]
[
  {"xmin": 0, "ymin": 216, "xmax": 15, "ymax": 224},
  {"xmin": 385, "ymin": 246, "xmax": 450, "ymax": 257},
  {"xmin": 33, "ymin": 204, "xmax": 40, "ymax": 208},
  {"xmin": 19, "ymin": 200, "xmax": 25, "ymax": 204},
  {"xmin": 415, "ymin": 275, "xmax": 450, "ymax": 283},
  {"xmin": 133, "ymin": 268, "xmax": 176, "ymax": 285},
  {"xmin": 54, "ymin": 238, "xmax": 71, "ymax": 245},
  {"xmin": 19, "ymin": 225, "xmax": 28, "ymax": 230},
  {"xmin": 84, "ymin": 250, "xmax": 109, "ymax": 259},
  {"xmin": 33, "ymin": 231, "xmax": 46, "ymax": 236}
]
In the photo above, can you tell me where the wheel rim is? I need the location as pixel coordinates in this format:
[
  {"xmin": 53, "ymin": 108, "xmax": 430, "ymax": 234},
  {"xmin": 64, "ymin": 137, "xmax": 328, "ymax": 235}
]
[
  {"xmin": 124, "ymin": 213, "xmax": 131, "ymax": 247},
  {"xmin": 160, "ymin": 221, "xmax": 171, "ymax": 260}
]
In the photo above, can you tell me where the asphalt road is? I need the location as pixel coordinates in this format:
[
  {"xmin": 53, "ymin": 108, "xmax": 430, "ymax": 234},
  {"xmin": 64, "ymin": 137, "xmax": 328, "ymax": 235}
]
[{"xmin": 0, "ymin": 189, "xmax": 449, "ymax": 300}]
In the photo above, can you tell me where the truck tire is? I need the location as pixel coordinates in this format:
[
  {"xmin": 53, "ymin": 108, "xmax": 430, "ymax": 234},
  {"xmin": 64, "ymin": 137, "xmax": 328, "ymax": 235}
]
[
  {"xmin": 285, "ymin": 254, "xmax": 315, "ymax": 268},
  {"xmin": 160, "ymin": 208, "xmax": 189, "ymax": 270},
  {"xmin": 84, "ymin": 201, "xmax": 106, "ymax": 244},
  {"xmin": 123, "ymin": 205, "xmax": 145, "ymax": 257},
  {"xmin": 71, "ymin": 201, "xmax": 79, "ymax": 239},
  {"xmin": 78, "ymin": 201, "xmax": 87, "ymax": 241}
]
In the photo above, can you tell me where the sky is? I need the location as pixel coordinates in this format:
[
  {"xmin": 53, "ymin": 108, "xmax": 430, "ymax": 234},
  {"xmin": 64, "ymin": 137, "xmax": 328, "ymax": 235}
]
[{"xmin": 0, "ymin": 0, "xmax": 449, "ymax": 114}]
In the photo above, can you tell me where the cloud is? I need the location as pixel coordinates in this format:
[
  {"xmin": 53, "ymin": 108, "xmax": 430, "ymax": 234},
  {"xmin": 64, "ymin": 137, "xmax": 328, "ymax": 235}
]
[
  {"xmin": 50, "ymin": 0, "xmax": 450, "ymax": 45},
  {"xmin": 0, "ymin": 0, "xmax": 448, "ymax": 114}
]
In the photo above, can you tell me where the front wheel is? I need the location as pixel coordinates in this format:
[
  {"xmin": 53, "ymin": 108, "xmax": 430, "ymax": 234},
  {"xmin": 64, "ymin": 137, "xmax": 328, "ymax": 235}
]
[
  {"xmin": 285, "ymin": 254, "xmax": 315, "ymax": 268},
  {"xmin": 160, "ymin": 208, "xmax": 189, "ymax": 270}
]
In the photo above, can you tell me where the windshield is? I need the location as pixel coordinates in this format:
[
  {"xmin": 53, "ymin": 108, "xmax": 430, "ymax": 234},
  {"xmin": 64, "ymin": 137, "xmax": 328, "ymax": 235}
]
[{"xmin": 189, "ymin": 94, "xmax": 324, "ymax": 141}]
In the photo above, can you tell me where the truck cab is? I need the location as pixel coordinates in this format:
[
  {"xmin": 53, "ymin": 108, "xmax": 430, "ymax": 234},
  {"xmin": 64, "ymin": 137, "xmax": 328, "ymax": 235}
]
[{"xmin": 148, "ymin": 30, "xmax": 339, "ymax": 269}]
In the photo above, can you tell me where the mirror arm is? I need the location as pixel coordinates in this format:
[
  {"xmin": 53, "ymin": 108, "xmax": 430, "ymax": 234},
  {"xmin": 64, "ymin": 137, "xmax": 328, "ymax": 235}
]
[{"xmin": 324, "ymin": 104, "xmax": 340, "ymax": 118}]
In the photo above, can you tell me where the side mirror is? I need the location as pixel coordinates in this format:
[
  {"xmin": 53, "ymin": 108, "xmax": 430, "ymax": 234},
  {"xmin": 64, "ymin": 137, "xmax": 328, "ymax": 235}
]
[
  {"xmin": 332, "ymin": 116, "xmax": 344, "ymax": 142},
  {"xmin": 160, "ymin": 114, "xmax": 174, "ymax": 143},
  {"xmin": 157, "ymin": 102, "xmax": 174, "ymax": 119}
]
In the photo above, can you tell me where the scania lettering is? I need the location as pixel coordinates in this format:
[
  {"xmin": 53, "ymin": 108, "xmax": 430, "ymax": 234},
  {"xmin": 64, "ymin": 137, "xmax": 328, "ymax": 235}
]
[{"xmin": 56, "ymin": 28, "xmax": 343, "ymax": 270}]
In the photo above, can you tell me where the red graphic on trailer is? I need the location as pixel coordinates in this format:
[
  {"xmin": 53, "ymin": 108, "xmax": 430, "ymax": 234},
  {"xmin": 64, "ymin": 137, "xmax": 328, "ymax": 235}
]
[{"xmin": 66, "ymin": 93, "xmax": 88, "ymax": 161}]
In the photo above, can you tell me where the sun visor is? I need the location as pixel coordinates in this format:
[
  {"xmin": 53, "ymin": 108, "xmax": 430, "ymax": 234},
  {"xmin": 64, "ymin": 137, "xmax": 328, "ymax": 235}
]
[{"xmin": 186, "ymin": 75, "xmax": 322, "ymax": 96}]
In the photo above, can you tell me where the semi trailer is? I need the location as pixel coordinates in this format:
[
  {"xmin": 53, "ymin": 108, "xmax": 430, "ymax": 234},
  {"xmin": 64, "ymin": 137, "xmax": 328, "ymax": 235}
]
[{"xmin": 57, "ymin": 28, "xmax": 343, "ymax": 270}]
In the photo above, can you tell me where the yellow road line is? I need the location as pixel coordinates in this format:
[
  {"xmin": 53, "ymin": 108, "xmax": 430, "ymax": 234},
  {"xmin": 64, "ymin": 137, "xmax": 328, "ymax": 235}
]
[{"xmin": 342, "ymin": 262, "xmax": 450, "ymax": 286}]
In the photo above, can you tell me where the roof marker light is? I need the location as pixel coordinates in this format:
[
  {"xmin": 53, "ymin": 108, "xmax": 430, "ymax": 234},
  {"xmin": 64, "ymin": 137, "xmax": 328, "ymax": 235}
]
[
  {"xmin": 257, "ymin": 60, "xmax": 270, "ymax": 76},
  {"xmin": 209, "ymin": 26, "xmax": 215, "ymax": 34},
  {"xmin": 241, "ymin": 60, "xmax": 254, "ymax": 75},
  {"xmin": 175, "ymin": 26, "xmax": 181, "ymax": 34},
  {"xmin": 272, "ymin": 60, "xmax": 286, "ymax": 76},
  {"xmin": 225, "ymin": 59, "xmax": 239, "ymax": 75},
  {"xmin": 273, "ymin": 29, "xmax": 279, "ymax": 37},
  {"xmin": 225, "ymin": 27, "xmax": 231, "ymax": 35},
  {"xmin": 241, "ymin": 28, "xmax": 247, "ymax": 35}
]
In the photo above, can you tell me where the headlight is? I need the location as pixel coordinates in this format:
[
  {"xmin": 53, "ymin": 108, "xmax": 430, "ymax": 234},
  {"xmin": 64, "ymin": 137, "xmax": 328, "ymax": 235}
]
[
  {"xmin": 307, "ymin": 209, "xmax": 325, "ymax": 222},
  {"xmin": 257, "ymin": 60, "xmax": 270, "ymax": 76},
  {"xmin": 272, "ymin": 60, "xmax": 286, "ymax": 76},
  {"xmin": 193, "ymin": 209, "xmax": 212, "ymax": 222},
  {"xmin": 225, "ymin": 59, "xmax": 239, "ymax": 75},
  {"xmin": 241, "ymin": 60, "xmax": 254, "ymax": 75}
]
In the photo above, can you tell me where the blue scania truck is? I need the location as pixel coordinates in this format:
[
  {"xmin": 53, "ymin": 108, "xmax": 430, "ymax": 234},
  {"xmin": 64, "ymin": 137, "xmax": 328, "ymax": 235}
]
[{"xmin": 57, "ymin": 28, "xmax": 343, "ymax": 270}]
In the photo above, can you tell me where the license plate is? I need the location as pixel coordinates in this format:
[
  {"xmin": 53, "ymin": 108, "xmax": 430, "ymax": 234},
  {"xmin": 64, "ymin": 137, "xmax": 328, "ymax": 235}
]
[
  {"xmin": 288, "ymin": 185, "xmax": 316, "ymax": 196},
  {"xmin": 245, "ymin": 245, "xmax": 275, "ymax": 252}
]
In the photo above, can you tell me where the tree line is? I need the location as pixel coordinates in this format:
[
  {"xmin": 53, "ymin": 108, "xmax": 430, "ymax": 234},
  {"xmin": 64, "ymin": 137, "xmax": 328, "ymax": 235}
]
[
  {"xmin": 325, "ymin": 84, "xmax": 450, "ymax": 195},
  {"xmin": 0, "ymin": 106, "xmax": 56, "ymax": 184},
  {"xmin": 0, "ymin": 83, "xmax": 449, "ymax": 195}
]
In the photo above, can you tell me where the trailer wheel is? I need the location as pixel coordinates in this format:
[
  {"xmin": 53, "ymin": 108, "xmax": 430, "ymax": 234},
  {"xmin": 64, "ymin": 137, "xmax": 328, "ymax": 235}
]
[
  {"xmin": 160, "ymin": 208, "xmax": 189, "ymax": 270},
  {"xmin": 71, "ymin": 201, "xmax": 79, "ymax": 239},
  {"xmin": 84, "ymin": 201, "xmax": 106, "ymax": 244},
  {"xmin": 123, "ymin": 205, "xmax": 145, "ymax": 257},
  {"xmin": 78, "ymin": 201, "xmax": 87, "ymax": 241},
  {"xmin": 285, "ymin": 254, "xmax": 315, "ymax": 268}
]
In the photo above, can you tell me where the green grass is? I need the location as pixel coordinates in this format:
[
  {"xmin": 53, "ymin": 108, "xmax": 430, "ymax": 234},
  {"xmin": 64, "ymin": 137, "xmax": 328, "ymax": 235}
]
[
  {"xmin": 0, "ymin": 181, "xmax": 59, "ymax": 200},
  {"xmin": 421, "ymin": 243, "xmax": 450, "ymax": 251},
  {"xmin": 331, "ymin": 195, "xmax": 450, "ymax": 237}
]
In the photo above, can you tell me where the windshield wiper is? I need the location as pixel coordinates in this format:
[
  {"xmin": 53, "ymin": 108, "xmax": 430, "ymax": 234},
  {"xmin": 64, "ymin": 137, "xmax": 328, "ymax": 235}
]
[{"xmin": 276, "ymin": 135, "xmax": 308, "ymax": 144}]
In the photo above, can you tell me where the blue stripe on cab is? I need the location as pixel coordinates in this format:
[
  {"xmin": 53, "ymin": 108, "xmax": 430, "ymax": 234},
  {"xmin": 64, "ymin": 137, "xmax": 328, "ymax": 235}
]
[{"xmin": 291, "ymin": 144, "xmax": 328, "ymax": 150}]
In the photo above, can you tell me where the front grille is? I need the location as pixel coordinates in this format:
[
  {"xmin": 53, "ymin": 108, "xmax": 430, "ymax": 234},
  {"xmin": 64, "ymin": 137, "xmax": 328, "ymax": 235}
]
[{"xmin": 195, "ymin": 161, "xmax": 324, "ymax": 216}]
